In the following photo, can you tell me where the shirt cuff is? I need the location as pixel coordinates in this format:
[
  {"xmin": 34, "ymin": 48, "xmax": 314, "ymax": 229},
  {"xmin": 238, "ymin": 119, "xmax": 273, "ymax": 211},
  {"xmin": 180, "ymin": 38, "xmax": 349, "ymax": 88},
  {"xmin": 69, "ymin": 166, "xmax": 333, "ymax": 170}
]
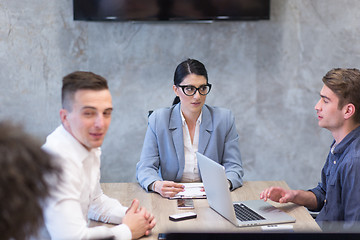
[
  {"xmin": 148, "ymin": 181, "xmax": 155, "ymax": 191},
  {"xmin": 111, "ymin": 224, "xmax": 132, "ymax": 240},
  {"xmin": 308, "ymin": 188, "xmax": 325, "ymax": 212},
  {"xmin": 227, "ymin": 179, "xmax": 233, "ymax": 190},
  {"xmin": 149, "ymin": 181, "xmax": 159, "ymax": 192}
]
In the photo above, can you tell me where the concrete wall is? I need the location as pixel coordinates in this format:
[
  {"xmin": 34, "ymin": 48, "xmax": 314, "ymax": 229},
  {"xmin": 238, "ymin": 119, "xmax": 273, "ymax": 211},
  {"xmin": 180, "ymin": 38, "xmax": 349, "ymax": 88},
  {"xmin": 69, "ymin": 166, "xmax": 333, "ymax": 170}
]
[{"xmin": 1, "ymin": 0, "xmax": 360, "ymax": 190}]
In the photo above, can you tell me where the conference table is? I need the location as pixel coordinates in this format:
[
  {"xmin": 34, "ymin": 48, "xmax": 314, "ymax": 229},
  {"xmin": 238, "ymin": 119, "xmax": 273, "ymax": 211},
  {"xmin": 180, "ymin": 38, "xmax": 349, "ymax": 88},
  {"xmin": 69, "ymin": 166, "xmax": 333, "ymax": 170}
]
[{"xmin": 91, "ymin": 181, "xmax": 321, "ymax": 239}]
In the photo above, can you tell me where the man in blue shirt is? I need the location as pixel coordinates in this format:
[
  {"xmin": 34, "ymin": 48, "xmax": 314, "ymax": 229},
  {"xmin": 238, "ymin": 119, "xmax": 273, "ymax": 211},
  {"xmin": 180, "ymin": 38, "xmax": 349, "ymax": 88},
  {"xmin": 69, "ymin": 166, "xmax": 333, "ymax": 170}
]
[{"xmin": 260, "ymin": 68, "xmax": 360, "ymax": 228}]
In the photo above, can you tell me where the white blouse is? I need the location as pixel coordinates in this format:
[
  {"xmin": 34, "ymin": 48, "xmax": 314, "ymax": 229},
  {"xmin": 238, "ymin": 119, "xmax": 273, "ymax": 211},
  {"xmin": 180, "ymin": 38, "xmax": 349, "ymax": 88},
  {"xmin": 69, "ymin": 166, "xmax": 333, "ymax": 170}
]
[{"xmin": 180, "ymin": 111, "xmax": 202, "ymax": 182}]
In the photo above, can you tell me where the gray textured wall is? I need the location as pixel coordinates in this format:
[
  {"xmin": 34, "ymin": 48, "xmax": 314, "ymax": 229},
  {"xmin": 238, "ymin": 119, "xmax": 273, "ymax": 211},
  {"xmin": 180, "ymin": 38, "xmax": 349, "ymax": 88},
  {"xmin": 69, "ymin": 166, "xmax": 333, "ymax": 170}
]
[{"xmin": 1, "ymin": 0, "xmax": 359, "ymax": 190}]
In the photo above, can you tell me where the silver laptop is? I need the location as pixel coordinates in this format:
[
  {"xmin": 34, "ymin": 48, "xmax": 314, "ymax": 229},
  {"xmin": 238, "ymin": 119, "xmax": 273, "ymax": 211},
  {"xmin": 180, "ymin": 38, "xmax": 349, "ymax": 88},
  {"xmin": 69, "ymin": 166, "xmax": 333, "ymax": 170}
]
[{"xmin": 196, "ymin": 152, "xmax": 295, "ymax": 227}]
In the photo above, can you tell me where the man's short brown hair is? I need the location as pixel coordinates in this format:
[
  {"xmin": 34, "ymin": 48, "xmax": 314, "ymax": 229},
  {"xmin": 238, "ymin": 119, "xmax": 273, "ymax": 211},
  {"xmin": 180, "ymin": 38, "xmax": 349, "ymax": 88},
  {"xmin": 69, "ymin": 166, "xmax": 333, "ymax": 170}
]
[
  {"xmin": 62, "ymin": 71, "xmax": 109, "ymax": 111},
  {"xmin": 322, "ymin": 68, "xmax": 360, "ymax": 123}
]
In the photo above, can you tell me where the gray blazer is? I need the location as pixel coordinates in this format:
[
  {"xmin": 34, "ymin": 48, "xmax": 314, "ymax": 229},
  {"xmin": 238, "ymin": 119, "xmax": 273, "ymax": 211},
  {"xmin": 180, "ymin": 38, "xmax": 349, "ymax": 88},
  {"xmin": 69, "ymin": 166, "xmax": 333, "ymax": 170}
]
[{"xmin": 136, "ymin": 103, "xmax": 244, "ymax": 191}]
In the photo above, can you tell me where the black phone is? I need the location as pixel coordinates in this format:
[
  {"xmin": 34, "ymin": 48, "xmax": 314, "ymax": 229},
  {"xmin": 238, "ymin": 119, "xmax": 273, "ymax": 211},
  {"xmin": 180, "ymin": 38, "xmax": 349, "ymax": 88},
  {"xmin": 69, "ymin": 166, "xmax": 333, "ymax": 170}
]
[
  {"xmin": 169, "ymin": 212, "xmax": 197, "ymax": 221},
  {"xmin": 177, "ymin": 198, "xmax": 194, "ymax": 209},
  {"xmin": 158, "ymin": 233, "xmax": 166, "ymax": 239}
]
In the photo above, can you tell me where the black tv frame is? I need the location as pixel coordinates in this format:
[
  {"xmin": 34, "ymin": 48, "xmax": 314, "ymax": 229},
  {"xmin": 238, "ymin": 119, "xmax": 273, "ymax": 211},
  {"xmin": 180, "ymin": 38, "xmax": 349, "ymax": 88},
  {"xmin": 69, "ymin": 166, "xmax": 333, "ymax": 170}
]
[{"xmin": 73, "ymin": 0, "xmax": 270, "ymax": 22}]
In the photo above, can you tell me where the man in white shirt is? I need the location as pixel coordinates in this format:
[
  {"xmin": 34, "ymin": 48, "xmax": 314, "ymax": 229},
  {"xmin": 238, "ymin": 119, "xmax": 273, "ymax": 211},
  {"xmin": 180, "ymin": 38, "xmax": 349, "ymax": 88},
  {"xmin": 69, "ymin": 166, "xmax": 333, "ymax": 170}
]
[{"xmin": 43, "ymin": 71, "xmax": 155, "ymax": 239}]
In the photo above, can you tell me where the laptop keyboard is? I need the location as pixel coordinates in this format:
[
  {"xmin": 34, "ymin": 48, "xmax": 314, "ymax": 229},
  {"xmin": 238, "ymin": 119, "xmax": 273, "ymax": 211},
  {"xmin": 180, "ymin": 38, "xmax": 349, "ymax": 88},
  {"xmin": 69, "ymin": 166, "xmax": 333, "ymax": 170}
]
[{"xmin": 233, "ymin": 203, "xmax": 266, "ymax": 221}]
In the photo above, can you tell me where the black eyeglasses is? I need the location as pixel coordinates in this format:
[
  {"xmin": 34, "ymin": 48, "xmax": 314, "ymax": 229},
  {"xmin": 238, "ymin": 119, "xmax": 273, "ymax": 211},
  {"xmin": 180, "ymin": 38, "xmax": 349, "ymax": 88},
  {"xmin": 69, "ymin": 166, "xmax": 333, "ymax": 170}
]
[{"xmin": 177, "ymin": 84, "xmax": 212, "ymax": 96}]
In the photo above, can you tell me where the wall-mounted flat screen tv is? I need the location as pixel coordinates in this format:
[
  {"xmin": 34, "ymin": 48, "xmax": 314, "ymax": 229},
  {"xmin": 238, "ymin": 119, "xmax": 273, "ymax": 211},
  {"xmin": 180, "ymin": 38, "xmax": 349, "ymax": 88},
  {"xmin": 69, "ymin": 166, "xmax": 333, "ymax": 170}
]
[{"xmin": 73, "ymin": 0, "xmax": 270, "ymax": 22}]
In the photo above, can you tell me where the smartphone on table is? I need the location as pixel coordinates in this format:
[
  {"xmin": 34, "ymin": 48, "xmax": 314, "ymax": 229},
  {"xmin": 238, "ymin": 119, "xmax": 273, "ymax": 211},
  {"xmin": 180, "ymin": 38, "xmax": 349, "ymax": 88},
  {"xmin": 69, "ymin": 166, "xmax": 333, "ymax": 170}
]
[{"xmin": 177, "ymin": 198, "xmax": 194, "ymax": 209}]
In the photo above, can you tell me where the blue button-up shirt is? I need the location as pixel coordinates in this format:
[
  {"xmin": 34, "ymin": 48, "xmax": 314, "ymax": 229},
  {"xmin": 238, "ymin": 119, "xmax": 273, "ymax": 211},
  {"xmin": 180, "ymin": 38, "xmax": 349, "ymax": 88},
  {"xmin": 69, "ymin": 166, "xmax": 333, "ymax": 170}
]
[{"xmin": 310, "ymin": 126, "xmax": 360, "ymax": 225}]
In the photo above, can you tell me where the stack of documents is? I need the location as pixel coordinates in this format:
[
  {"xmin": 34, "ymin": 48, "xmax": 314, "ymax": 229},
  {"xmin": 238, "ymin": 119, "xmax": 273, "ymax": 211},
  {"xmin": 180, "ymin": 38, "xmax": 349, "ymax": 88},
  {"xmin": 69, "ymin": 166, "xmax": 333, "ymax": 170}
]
[{"xmin": 169, "ymin": 183, "xmax": 206, "ymax": 199}]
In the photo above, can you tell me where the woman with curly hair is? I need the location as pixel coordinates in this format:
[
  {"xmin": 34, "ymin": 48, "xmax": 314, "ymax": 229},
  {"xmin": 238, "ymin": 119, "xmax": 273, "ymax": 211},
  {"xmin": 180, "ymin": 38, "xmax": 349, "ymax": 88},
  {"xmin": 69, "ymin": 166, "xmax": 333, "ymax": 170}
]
[{"xmin": 0, "ymin": 122, "xmax": 61, "ymax": 240}]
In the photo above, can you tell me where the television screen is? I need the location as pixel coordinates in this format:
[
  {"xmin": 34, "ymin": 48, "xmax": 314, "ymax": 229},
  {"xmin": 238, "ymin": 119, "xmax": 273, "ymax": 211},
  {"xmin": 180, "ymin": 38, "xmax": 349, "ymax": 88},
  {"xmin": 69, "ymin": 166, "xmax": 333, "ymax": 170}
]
[{"xmin": 73, "ymin": 0, "xmax": 270, "ymax": 21}]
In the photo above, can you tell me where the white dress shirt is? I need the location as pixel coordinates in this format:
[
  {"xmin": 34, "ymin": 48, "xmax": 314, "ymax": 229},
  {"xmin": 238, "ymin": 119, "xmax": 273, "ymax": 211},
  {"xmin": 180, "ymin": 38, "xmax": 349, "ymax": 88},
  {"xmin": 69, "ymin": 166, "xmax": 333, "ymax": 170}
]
[
  {"xmin": 180, "ymin": 111, "xmax": 202, "ymax": 182},
  {"xmin": 43, "ymin": 125, "xmax": 131, "ymax": 240}
]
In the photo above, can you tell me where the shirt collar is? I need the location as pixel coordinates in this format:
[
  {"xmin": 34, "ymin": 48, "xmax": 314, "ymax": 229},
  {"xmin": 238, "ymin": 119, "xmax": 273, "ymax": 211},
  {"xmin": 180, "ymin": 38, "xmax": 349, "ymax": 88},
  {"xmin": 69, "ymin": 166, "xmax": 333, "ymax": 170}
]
[
  {"xmin": 180, "ymin": 110, "xmax": 202, "ymax": 126},
  {"xmin": 59, "ymin": 125, "xmax": 101, "ymax": 162},
  {"xmin": 332, "ymin": 125, "xmax": 360, "ymax": 154}
]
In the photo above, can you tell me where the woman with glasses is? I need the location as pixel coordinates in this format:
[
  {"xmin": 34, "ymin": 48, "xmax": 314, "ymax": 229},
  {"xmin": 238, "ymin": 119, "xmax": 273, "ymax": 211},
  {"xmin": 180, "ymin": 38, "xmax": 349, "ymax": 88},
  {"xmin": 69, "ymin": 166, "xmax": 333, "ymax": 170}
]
[{"xmin": 136, "ymin": 59, "xmax": 244, "ymax": 198}]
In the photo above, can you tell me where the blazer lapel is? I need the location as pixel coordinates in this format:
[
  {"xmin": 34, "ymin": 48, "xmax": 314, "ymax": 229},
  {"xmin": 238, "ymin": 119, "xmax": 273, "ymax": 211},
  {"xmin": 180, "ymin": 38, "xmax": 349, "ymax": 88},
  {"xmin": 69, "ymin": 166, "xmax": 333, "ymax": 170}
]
[
  {"xmin": 198, "ymin": 105, "xmax": 212, "ymax": 154},
  {"xmin": 169, "ymin": 103, "xmax": 185, "ymax": 180}
]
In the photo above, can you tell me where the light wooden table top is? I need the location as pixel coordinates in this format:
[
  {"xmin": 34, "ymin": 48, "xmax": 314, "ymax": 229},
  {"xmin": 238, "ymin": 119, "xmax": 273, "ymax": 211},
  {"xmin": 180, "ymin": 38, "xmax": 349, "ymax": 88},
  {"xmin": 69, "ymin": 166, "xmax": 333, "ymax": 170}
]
[{"xmin": 91, "ymin": 181, "xmax": 320, "ymax": 239}]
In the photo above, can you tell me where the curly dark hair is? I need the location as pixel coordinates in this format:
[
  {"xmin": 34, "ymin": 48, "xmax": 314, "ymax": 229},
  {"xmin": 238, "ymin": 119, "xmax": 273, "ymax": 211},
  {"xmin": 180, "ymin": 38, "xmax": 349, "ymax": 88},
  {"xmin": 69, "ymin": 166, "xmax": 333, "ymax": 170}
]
[{"xmin": 0, "ymin": 121, "xmax": 61, "ymax": 240}]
